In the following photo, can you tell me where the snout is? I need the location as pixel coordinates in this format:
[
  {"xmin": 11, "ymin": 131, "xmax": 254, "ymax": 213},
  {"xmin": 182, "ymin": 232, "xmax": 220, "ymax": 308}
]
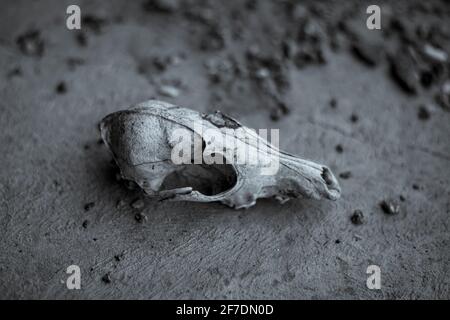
[{"xmin": 320, "ymin": 166, "xmax": 341, "ymax": 200}]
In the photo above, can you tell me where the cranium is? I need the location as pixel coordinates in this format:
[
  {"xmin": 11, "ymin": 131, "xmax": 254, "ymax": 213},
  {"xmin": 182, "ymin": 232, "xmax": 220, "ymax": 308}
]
[{"xmin": 100, "ymin": 100, "xmax": 340, "ymax": 209}]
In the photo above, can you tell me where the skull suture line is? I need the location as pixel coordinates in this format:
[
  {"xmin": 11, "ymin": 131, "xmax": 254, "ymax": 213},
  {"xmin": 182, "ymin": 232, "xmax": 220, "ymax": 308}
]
[{"xmin": 100, "ymin": 100, "xmax": 341, "ymax": 209}]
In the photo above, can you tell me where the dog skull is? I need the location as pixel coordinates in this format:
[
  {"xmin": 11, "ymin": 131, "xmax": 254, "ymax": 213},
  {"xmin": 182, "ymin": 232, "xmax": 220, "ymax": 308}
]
[{"xmin": 100, "ymin": 100, "xmax": 341, "ymax": 209}]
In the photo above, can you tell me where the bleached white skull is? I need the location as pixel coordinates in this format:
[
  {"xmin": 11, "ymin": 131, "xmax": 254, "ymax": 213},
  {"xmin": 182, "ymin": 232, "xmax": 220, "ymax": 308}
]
[{"xmin": 100, "ymin": 100, "xmax": 340, "ymax": 209}]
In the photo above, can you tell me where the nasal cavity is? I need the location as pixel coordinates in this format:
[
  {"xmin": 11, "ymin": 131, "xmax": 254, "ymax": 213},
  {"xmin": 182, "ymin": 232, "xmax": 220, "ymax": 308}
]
[
  {"xmin": 321, "ymin": 167, "xmax": 334, "ymax": 186},
  {"xmin": 320, "ymin": 166, "xmax": 341, "ymax": 200}
]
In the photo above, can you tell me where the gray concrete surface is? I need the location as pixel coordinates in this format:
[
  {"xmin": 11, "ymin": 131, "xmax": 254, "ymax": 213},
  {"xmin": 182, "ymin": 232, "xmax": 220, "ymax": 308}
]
[{"xmin": 0, "ymin": 0, "xmax": 449, "ymax": 299}]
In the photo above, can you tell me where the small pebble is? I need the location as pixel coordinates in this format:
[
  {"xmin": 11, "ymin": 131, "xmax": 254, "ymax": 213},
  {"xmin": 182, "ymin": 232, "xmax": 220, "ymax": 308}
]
[
  {"xmin": 380, "ymin": 199, "xmax": 400, "ymax": 215},
  {"xmin": 436, "ymin": 81, "xmax": 450, "ymax": 111},
  {"xmin": 351, "ymin": 41, "xmax": 379, "ymax": 67},
  {"xmin": 350, "ymin": 209, "xmax": 364, "ymax": 225},
  {"xmin": 353, "ymin": 234, "xmax": 363, "ymax": 241},
  {"xmin": 135, "ymin": 212, "xmax": 147, "ymax": 223},
  {"xmin": 270, "ymin": 108, "xmax": 282, "ymax": 121},
  {"xmin": 158, "ymin": 85, "xmax": 180, "ymax": 98},
  {"xmin": 75, "ymin": 32, "xmax": 87, "ymax": 47},
  {"xmin": 16, "ymin": 30, "xmax": 45, "ymax": 56},
  {"xmin": 114, "ymin": 253, "xmax": 125, "ymax": 262},
  {"xmin": 417, "ymin": 105, "xmax": 430, "ymax": 120},
  {"xmin": 131, "ymin": 199, "xmax": 145, "ymax": 209},
  {"xmin": 329, "ymin": 98, "xmax": 338, "ymax": 108},
  {"xmin": 423, "ymin": 44, "xmax": 448, "ymax": 63},
  {"xmin": 84, "ymin": 202, "xmax": 95, "ymax": 212},
  {"xmin": 7, "ymin": 67, "xmax": 22, "ymax": 78},
  {"xmin": 389, "ymin": 50, "xmax": 418, "ymax": 94},
  {"xmin": 82, "ymin": 15, "xmax": 106, "ymax": 33},
  {"xmin": 101, "ymin": 273, "xmax": 111, "ymax": 284},
  {"xmin": 56, "ymin": 82, "xmax": 67, "ymax": 94},
  {"xmin": 339, "ymin": 171, "xmax": 352, "ymax": 179}
]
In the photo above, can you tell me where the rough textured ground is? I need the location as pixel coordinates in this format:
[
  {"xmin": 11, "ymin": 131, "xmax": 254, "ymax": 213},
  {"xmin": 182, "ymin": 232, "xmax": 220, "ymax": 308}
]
[{"xmin": 0, "ymin": 0, "xmax": 449, "ymax": 299}]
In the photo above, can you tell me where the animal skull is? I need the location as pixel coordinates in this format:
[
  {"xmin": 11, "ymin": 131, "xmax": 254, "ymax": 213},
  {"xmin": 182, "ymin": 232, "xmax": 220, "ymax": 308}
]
[{"xmin": 100, "ymin": 100, "xmax": 341, "ymax": 209}]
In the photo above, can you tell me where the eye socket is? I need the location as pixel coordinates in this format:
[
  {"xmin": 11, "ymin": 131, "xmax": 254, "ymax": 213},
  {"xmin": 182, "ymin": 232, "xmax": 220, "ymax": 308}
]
[{"xmin": 160, "ymin": 163, "xmax": 237, "ymax": 196}]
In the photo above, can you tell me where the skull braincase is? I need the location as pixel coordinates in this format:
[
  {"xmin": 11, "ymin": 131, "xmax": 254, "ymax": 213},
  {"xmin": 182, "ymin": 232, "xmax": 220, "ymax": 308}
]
[{"xmin": 100, "ymin": 100, "xmax": 341, "ymax": 209}]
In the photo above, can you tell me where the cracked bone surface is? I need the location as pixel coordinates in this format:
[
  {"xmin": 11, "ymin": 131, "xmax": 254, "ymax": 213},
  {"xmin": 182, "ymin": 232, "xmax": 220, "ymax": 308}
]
[{"xmin": 100, "ymin": 100, "xmax": 341, "ymax": 209}]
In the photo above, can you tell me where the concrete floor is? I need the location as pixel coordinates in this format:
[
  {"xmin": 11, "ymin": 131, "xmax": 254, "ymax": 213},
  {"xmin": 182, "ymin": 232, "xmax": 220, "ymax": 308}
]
[{"xmin": 0, "ymin": 0, "xmax": 449, "ymax": 299}]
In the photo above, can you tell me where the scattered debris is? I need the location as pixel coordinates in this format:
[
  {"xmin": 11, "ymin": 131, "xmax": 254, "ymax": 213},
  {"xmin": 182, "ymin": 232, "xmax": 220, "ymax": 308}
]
[
  {"xmin": 16, "ymin": 30, "xmax": 45, "ymax": 57},
  {"xmin": 6, "ymin": 67, "xmax": 22, "ymax": 78},
  {"xmin": 134, "ymin": 212, "xmax": 147, "ymax": 223},
  {"xmin": 329, "ymin": 98, "xmax": 338, "ymax": 108},
  {"xmin": 158, "ymin": 84, "xmax": 181, "ymax": 98},
  {"xmin": 350, "ymin": 113, "xmax": 359, "ymax": 123},
  {"xmin": 84, "ymin": 202, "xmax": 95, "ymax": 212},
  {"xmin": 351, "ymin": 40, "xmax": 381, "ymax": 67},
  {"xmin": 353, "ymin": 234, "xmax": 363, "ymax": 241},
  {"xmin": 246, "ymin": 46, "xmax": 290, "ymax": 120},
  {"xmin": 75, "ymin": 32, "xmax": 88, "ymax": 47},
  {"xmin": 422, "ymin": 44, "xmax": 448, "ymax": 63},
  {"xmin": 82, "ymin": 220, "xmax": 89, "ymax": 229},
  {"xmin": 380, "ymin": 199, "xmax": 400, "ymax": 215},
  {"xmin": 55, "ymin": 82, "xmax": 67, "ymax": 94},
  {"xmin": 293, "ymin": 20, "xmax": 326, "ymax": 68},
  {"xmin": 137, "ymin": 55, "xmax": 182, "ymax": 76},
  {"xmin": 205, "ymin": 57, "xmax": 241, "ymax": 85},
  {"xmin": 82, "ymin": 15, "xmax": 107, "ymax": 33},
  {"xmin": 199, "ymin": 25, "xmax": 226, "ymax": 51},
  {"xmin": 436, "ymin": 81, "xmax": 450, "ymax": 111},
  {"xmin": 130, "ymin": 199, "xmax": 145, "ymax": 210},
  {"xmin": 101, "ymin": 273, "xmax": 111, "ymax": 284},
  {"xmin": 389, "ymin": 49, "xmax": 419, "ymax": 94},
  {"xmin": 114, "ymin": 253, "xmax": 125, "ymax": 262},
  {"xmin": 143, "ymin": 0, "xmax": 180, "ymax": 13},
  {"xmin": 339, "ymin": 171, "xmax": 352, "ymax": 179},
  {"xmin": 350, "ymin": 209, "xmax": 365, "ymax": 225},
  {"xmin": 419, "ymin": 70, "xmax": 434, "ymax": 88},
  {"xmin": 417, "ymin": 105, "xmax": 431, "ymax": 120}
]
